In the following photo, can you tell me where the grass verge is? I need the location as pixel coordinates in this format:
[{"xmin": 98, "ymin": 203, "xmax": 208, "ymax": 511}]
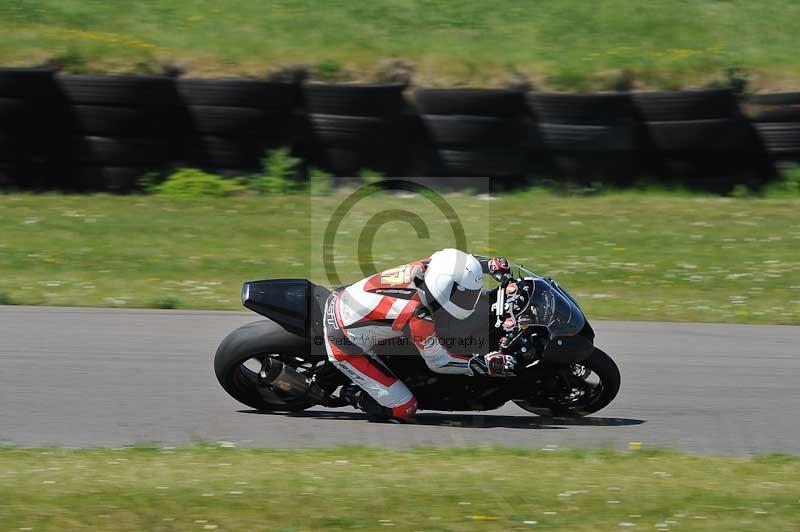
[
  {"xmin": 0, "ymin": 190, "xmax": 798, "ymax": 324},
  {"xmin": 0, "ymin": 445, "xmax": 798, "ymax": 531},
  {"xmin": 1, "ymin": 0, "xmax": 800, "ymax": 89}
]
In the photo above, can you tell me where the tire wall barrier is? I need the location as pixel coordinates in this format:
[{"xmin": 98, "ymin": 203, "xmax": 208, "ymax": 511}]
[
  {"xmin": 743, "ymin": 92, "xmax": 800, "ymax": 172},
  {"xmin": 416, "ymin": 89, "xmax": 528, "ymax": 185},
  {"xmin": 1, "ymin": 67, "xmax": 798, "ymax": 192},
  {"xmin": 0, "ymin": 68, "xmax": 62, "ymax": 188},
  {"xmin": 527, "ymin": 92, "xmax": 642, "ymax": 186},
  {"xmin": 177, "ymin": 78, "xmax": 298, "ymax": 172},
  {"xmin": 298, "ymin": 83, "xmax": 411, "ymax": 178},
  {"xmin": 58, "ymin": 74, "xmax": 179, "ymax": 191}
]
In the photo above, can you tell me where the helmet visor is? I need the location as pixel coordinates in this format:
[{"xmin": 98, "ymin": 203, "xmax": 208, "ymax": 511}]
[{"xmin": 449, "ymin": 282, "xmax": 481, "ymax": 311}]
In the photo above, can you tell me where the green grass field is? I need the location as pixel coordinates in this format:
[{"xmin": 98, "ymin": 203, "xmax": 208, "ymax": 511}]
[
  {"xmin": 1, "ymin": 190, "xmax": 798, "ymax": 324},
  {"xmin": 0, "ymin": 446, "xmax": 798, "ymax": 531},
  {"xmin": 1, "ymin": 0, "xmax": 800, "ymax": 89}
]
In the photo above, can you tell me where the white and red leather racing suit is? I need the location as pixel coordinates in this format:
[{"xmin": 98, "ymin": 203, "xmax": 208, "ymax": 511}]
[{"xmin": 323, "ymin": 258, "xmax": 476, "ymax": 420}]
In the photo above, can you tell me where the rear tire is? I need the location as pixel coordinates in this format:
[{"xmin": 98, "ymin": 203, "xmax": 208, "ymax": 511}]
[
  {"xmin": 214, "ymin": 321, "xmax": 320, "ymax": 412},
  {"xmin": 514, "ymin": 348, "xmax": 620, "ymax": 418}
]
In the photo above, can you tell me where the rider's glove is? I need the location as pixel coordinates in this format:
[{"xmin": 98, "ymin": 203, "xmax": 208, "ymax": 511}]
[
  {"xmin": 470, "ymin": 351, "xmax": 516, "ymax": 377},
  {"xmin": 488, "ymin": 256, "xmax": 512, "ymax": 282}
]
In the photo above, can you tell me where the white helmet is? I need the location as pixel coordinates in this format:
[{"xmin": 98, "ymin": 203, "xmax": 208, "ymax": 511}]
[{"xmin": 424, "ymin": 248, "xmax": 483, "ymax": 319}]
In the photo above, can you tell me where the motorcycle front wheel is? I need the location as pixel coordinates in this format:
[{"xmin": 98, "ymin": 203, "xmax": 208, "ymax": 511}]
[{"xmin": 514, "ymin": 348, "xmax": 621, "ymax": 418}]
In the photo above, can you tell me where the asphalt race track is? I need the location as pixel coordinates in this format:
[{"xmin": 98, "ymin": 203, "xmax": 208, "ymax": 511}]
[{"xmin": 1, "ymin": 306, "xmax": 798, "ymax": 455}]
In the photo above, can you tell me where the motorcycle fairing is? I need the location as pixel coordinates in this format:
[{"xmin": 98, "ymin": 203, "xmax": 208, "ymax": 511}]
[
  {"xmin": 241, "ymin": 279, "xmax": 330, "ymax": 346},
  {"xmin": 541, "ymin": 334, "xmax": 594, "ymax": 364},
  {"xmin": 242, "ymin": 279, "xmax": 310, "ymax": 337}
]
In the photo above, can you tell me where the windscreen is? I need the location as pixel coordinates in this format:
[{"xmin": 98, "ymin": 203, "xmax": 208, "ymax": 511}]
[
  {"xmin": 530, "ymin": 279, "xmax": 585, "ymax": 337},
  {"xmin": 510, "ymin": 263, "xmax": 585, "ymax": 338}
]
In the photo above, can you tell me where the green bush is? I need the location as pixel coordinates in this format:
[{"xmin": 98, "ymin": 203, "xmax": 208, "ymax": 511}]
[
  {"xmin": 729, "ymin": 184, "xmax": 752, "ymax": 199},
  {"xmin": 136, "ymin": 171, "xmax": 164, "ymax": 193},
  {"xmin": 0, "ymin": 292, "xmax": 17, "ymax": 305},
  {"xmin": 309, "ymin": 167, "xmax": 334, "ymax": 195},
  {"xmin": 250, "ymin": 148, "xmax": 305, "ymax": 194},
  {"xmin": 315, "ymin": 59, "xmax": 342, "ymax": 79},
  {"xmin": 153, "ymin": 168, "xmax": 244, "ymax": 198},
  {"xmin": 358, "ymin": 168, "xmax": 383, "ymax": 185},
  {"xmin": 764, "ymin": 166, "xmax": 800, "ymax": 198}
]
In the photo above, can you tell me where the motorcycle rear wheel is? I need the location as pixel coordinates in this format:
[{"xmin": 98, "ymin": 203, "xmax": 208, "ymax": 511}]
[
  {"xmin": 214, "ymin": 321, "xmax": 322, "ymax": 412},
  {"xmin": 514, "ymin": 348, "xmax": 620, "ymax": 417}
]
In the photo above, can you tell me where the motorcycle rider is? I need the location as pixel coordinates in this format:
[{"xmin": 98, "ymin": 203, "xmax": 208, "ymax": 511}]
[{"xmin": 324, "ymin": 248, "xmax": 517, "ymax": 422}]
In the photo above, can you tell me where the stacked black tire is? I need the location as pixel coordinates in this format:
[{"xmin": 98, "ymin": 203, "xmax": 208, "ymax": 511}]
[
  {"xmin": 177, "ymin": 78, "xmax": 299, "ymax": 171},
  {"xmin": 527, "ymin": 92, "xmax": 642, "ymax": 185},
  {"xmin": 58, "ymin": 74, "xmax": 179, "ymax": 191},
  {"xmin": 0, "ymin": 68, "xmax": 61, "ymax": 188},
  {"xmin": 415, "ymin": 89, "xmax": 528, "ymax": 184},
  {"xmin": 633, "ymin": 89, "xmax": 766, "ymax": 191},
  {"xmin": 4, "ymin": 70, "xmax": 800, "ymax": 193},
  {"xmin": 299, "ymin": 83, "xmax": 410, "ymax": 177},
  {"xmin": 744, "ymin": 93, "xmax": 800, "ymax": 169}
]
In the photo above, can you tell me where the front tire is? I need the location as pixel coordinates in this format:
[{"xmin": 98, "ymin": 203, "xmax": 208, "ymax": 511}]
[{"xmin": 514, "ymin": 348, "xmax": 621, "ymax": 417}]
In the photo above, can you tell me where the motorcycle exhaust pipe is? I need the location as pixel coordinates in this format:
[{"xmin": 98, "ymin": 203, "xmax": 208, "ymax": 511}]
[{"xmin": 258, "ymin": 358, "xmax": 326, "ymax": 403}]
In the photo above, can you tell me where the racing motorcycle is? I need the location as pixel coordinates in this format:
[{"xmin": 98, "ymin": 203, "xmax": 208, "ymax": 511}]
[{"xmin": 214, "ymin": 261, "xmax": 620, "ymax": 418}]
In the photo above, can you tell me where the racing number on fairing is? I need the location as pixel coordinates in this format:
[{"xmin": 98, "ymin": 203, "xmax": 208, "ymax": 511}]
[{"xmin": 379, "ymin": 264, "xmax": 413, "ymax": 286}]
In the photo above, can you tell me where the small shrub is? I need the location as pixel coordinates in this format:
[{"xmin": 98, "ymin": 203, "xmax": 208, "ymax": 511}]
[
  {"xmin": 0, "ymin": 292, "xmax": 17, "ymax": 305},
  {"xmin": 151, "ymin": 296, "xmax": 182, "ymax": 309},
  {"xmin": 153, "ymin": 168, "xmax": 244, "ymax": 198},
  {"xmin": 315, "ymin": 60, "xmax": 342, "ymax": 79},
  {"xmin": 250, "ymin": 148, "xmax": 304, "ymax": 194},
  {"xmin": 358, "ymin": 168, "xmax": 383, "ymax": 185},
  {"xmin": 707, "ymin": 66, "xmax": 748, "ymax": 94},
  {"xmin": 309, "ymin": 168, "xmax": 334, "ymax": 195},
  {"xmin": 763, "ymin": 166, "xmax": 800, "ymax": 198},
  {"xmin": 137, "ymin": 171, "xmax": 163, "ymax": 193},
  {"xmin": 725, "ymin": 66, "xmax": 749, "ymax": 95},
  {"xmin": 729, "ymin": 184, "xmax": 752, "ymax": 198}
]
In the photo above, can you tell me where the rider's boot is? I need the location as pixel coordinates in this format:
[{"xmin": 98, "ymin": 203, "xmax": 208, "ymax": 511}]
[{"xmin": 339, "ymin": 384, "xmax": 410, "ymax": 423}]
